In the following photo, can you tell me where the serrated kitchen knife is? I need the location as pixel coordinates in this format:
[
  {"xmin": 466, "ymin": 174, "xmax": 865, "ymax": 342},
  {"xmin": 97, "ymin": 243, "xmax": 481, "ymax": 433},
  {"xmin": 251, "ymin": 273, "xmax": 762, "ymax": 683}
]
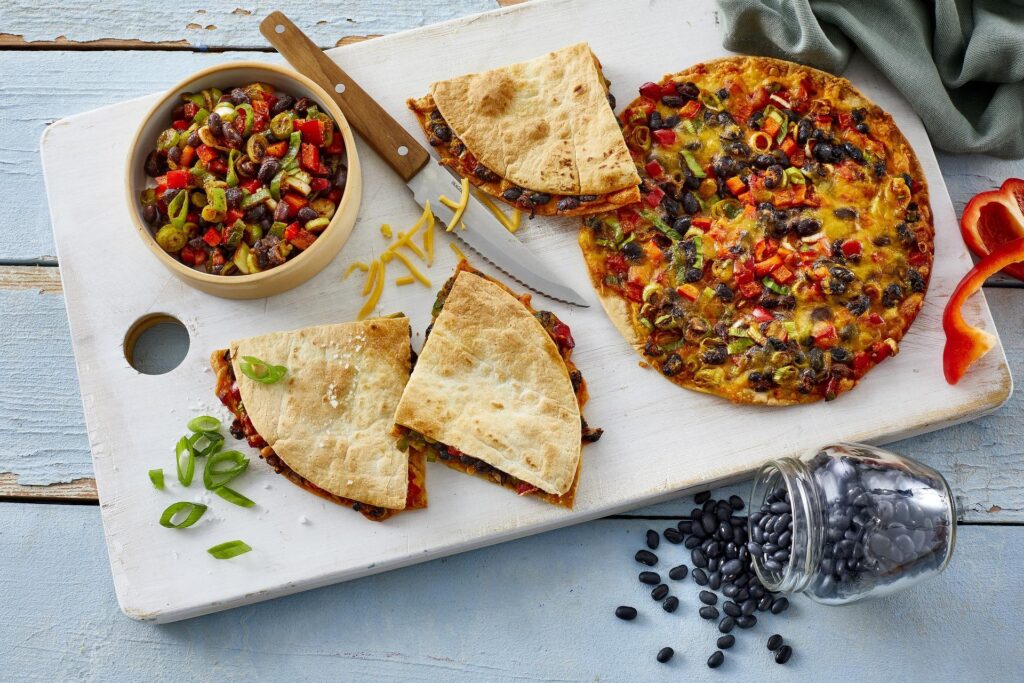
[{"xmin": 259, "ymin": 12, "xmax": 589, "ymax": 307}]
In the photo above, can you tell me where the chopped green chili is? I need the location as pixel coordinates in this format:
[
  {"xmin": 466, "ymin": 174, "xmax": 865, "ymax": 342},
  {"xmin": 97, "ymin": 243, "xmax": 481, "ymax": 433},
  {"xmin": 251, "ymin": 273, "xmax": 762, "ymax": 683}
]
[
  {"xmin": 207, "ymin": 540, "xmax": 252, "ymax": 559},
  {"xmin": 148, "ymin": 468, "xmax": 165, "ymax": 490}
]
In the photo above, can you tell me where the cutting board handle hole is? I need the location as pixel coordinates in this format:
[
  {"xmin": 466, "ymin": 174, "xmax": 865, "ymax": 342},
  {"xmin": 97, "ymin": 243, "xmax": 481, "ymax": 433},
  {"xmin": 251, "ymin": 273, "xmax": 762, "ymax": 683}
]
[{"xmin": 123, "ymin": 314, "xmax": 190, "ymax": 375}]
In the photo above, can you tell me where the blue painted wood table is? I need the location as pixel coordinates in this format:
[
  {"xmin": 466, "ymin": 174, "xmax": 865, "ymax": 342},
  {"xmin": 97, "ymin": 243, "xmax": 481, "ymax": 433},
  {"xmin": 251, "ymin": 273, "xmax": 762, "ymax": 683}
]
[{"xmin": 2, "ymin": 1, "xmax": 1022, "ymax": 679}]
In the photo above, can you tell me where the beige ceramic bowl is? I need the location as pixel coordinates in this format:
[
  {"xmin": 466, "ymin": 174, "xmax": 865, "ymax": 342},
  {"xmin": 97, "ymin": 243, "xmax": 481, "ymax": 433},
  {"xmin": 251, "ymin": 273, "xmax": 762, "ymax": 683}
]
[{"xmin": 125, "ymin": 61, "xmax": 361, "ymax": 299}]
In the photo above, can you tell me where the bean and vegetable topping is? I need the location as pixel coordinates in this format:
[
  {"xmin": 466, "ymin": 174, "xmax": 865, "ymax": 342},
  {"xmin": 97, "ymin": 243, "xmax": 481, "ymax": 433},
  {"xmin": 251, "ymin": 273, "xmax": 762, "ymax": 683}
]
[
  {"xmin": 141, "ymin": 83, "xmax": 348, "ymax": 275},
  {"xmin": 580, "ymin": 58, "xmax": 934, "ymax": 403}
]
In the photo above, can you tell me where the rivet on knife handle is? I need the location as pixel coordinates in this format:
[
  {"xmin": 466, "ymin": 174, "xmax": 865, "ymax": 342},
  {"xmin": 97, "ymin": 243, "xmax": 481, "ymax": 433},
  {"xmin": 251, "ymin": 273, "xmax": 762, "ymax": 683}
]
[{"xmin": 259, "ymin": 11, "xmax": 430, "ymax": 182}]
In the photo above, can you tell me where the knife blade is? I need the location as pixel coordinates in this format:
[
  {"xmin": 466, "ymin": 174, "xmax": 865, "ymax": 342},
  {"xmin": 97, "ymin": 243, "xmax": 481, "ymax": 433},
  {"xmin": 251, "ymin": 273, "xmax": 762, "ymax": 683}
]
[
  {"xmin": 407, "ymin": 164, "xmax": 589, "ymax": 307},
  {"xmin": 259, "ymin": 11, "xmax": 589, "ymax": 306}
]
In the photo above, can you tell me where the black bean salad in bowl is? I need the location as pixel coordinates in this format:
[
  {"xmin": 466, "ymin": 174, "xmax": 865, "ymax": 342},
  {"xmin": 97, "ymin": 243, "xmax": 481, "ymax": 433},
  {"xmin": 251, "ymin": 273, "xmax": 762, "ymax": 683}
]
[{"xmin": 140, "ymin": 82, "xmax": 348, "ymax": 275}]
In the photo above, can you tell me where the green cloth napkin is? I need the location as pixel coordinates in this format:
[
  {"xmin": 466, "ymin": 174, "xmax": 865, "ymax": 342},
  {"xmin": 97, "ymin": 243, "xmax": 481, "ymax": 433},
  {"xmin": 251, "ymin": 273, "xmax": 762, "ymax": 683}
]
[{"xmin": 716, "ymin": 0, "xmax": 1024, "ymax": 158}]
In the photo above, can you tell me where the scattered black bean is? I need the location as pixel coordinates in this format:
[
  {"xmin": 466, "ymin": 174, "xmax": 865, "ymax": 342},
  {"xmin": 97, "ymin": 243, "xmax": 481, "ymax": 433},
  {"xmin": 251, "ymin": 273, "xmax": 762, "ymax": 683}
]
[
  {"xmin": 771, "ymin": 597, "xmax": 790, "ymax": 614},
  {"xmin": 669, "ymin": 565, "xmax": 688, "ymax": 581},
  {"xmin": 736, "ymin": 614, "xmax": 758, "ymax": 629},
  {"xmin": 646, "ymin": 529, "xmax": 660, "ymax": 549},
  {"xmin": 692, "ymin": 568, "xmax": 709, "ymax": 586},
  {"xmin": 707, "ymin": 651, "xmax": 725, "ymax": 669},
  {"xmin": 639, "ymin": 571, "xmax": 660, "ymax": 585},
  {"xmin": 699, "ymin": 606, "xmax": 719, "ymax": 620},
  {"xmin": 775, "ymin": 645, "xmax": 793, "ymax": 664},
  {"xmin": 767, "ymin": 634, "xmax": 784, "ymax": 651},
  {"xmin": 657, "ymin": 646, "xmax": 674, "ymax": 663},
  {"xmin": 635, "ymin": 550, "xmax": 658, "ymax": 566},
  {"xmin": 614, "ymin": 605, "xmax": 637, "ymax": 621},
  {"xmin": 663, "ymin": 596, "xmax": 679, "ymax": 613},
  {"xmin": 651, "ymin": 584, "xmax": 669, "ymax": 601},
  {"xmin": 718, "ymin": 616, "xmax": 735, "ymax": 634},
  {"xmin": 717, "ymin": 635, "xmax": 736, "ymax": 650},
  {"xmin": 663, "ymin": 527, "xmax": 684, "ymax": 544},
  {"xmin": 699, "ymin": 590, "xmax": 718, "ymax": 606}
]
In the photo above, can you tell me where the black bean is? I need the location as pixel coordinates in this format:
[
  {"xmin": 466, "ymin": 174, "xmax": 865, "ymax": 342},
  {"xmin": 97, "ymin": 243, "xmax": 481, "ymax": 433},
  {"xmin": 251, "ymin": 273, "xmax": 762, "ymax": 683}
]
[
  {"xmin": 635, "ymin": 550, "xmax": 658, "ymax": 566},
  {"xmin": 297, "ymin": 206, "xmax": 319, "ymax": 224},
  {"xmin": 721, "ymin": 559, "xmax": 743, "ymax": 576},
  {"xmin": 684, "ymin": 535, "xmax": 702, "ymax": 549},
  {"xmin": 333, "ymin": 163, "xmax": 348, "ymax": 189},
  {"xmin": 292, "ymin": 97, "xmax": 311, "ymax": 116},
  {"xmin": 722, "ymin": 601, "xmax": 741, "ymax": 618},
  {"xmin": 736, "ymin": 614, "xmax": 757, "ymax": 629},
  {"xmin": 718, "ymin": 616, "xmax": 735, "ymax": 633},
  {"xmin": 682, "ymin": 192, "xmax": 701, "ymax": 214},
  {"xmin": 639, "ymin": 571, "xmax": 660, "ymax": 585},
  {"xmin": 677, "ymin": 519, "xmax": 693, "ymax": 534},
  {"xmin": 557, "ymin": 196, "xmax": 580, "ymax": 212},
  {"xmin": 769, "ymin": 501, "xmax": 790, "ymax": 514},
  {"xmin": 615, "ymin": 605, "xmax": 637, "ymax": 620},
  {"xmin": 527, "ymin": 192, "xmax": 551, "ymax": 205},
  {"xmin": 692, "ymin": 568, "xmax": 709, "ymax": 586},
  {"xmin": 229, "ymin": 87, "xmax": 250, "ymax": 105},
  {"xmin": 691, "ymin": 549, "xmax": 708, "ymax": 569},
  {"xmin": 651, "ymin": 584, "xmax": 670, "ymax": 601},
  {"xmin": 728, "ymin": 494, "xmax": 745, "ymax": 511},
  {"xmin": 741, "ymin": 598, "xmax": 758, "ymax": 616},
  {"xmin": 758, "ymin": 595, "xmax": 774, "ymax": 611},
  {"xmin": 708, "ymin": 571, "xmax": 722, "ymax": 590},
  {"xmin": 646, "ymin": 529, "xmax": 660, "ymax": 550},
  {"xmin": 797, "ymin": 119, "xmax": 813, "ymax": 144},
  {"xmin": 662, "ymin": 95, "xmax": 685, "ymax": 108},
  {"xmin": 767, "ymin": 634, "xmax": 784, "ymax": 651},
  {"xmin": 707, "ymin": 651, "xmax": 725, "ymax": 669},
  {"xmin": 701, "ymin": 511, "xmax": 718, "ymax": 535},
  {"xmin": 270, "ymin": 94, "xmax": 294, "ymax": 117},
  {"xmin": 657, "ymin": 646, "xmax": 674, "ymax": 663},
  {"xmin": 663, "ymin": 596, "xmax": 680, "ymax": 613},
  {"xmin": 699, "ymin": 606, "xmax": 720, "ymax": 620},
  {"xmin": 699, "ymin": 590, "xmax": 718, "ymax": 606},
  {"xmin": 223, "ymin": 126, "xmax": 243, "ymax": 149},
  {"xmin": 775, "ymin": 645, "xmax": 793, "ymax": 664},
  {"xmin": 207, "ymin": 112, "xmax": 223, "ymax": 137},
  {"xmin": 717, "ymin": 635, "xmax": 736, "ymax": 650},
  {"xmin": 663, "ymin": 527, "xmax": 684, "ymax": 544},
  {"xmin": 669, "ymin": 564, "xmax": 688, "ymax": 581},
  {"xmin": 771, "ymin": 597, "xmax": 790, "ymax": 614},
  {"xmin": 257, "ymin": 158, "xmax": 281, "ymax": 185}
]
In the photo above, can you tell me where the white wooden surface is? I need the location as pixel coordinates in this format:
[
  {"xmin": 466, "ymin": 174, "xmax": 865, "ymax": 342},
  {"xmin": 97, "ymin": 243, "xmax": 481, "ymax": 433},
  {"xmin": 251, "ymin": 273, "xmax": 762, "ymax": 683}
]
[{"xmin": 40, "ymin": 0, "xmax": 1012, "ymax": 622}]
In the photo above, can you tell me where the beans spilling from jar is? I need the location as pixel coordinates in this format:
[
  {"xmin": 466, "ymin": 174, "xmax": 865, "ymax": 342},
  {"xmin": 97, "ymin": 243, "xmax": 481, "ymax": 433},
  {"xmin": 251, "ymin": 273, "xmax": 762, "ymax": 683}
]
[{"xmin": 615, "ymin": 490, "xmax": 793, "ymax": 669}]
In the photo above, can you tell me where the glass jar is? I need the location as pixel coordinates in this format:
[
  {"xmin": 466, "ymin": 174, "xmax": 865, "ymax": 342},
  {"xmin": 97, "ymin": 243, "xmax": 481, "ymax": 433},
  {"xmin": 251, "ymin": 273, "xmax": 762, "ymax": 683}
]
[{"xmin": 748, "ymin": 443, "xmax": 957, "ymax": 605}]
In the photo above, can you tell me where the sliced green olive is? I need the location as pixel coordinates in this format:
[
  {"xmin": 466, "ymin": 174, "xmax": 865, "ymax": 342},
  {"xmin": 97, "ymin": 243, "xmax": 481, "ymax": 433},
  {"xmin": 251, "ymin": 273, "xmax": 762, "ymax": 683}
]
[
  {"xmin": 246, "ymin": 133, "xmax": 269, "ymax": 163},
  {"xmin": 156, "ymin": 128, "xmax": 179, "ymax": 151},
  {"xmin": 191, "ymin": 191, "xmax": 208, "ymax": 208},
  {"xmin": 309, "ymin": 198, "xmax": 336, "ymax": 219},
  {"xmin": 155, "ymin": 224, "xmax": 187, "ymax": 253},
  {"xmin": 270, "ymin": 111, "xmax": 295, "ymax": 141},
  {"xmin": 305, "ymin": 217, "xmax": 330, "ymax": 233}
]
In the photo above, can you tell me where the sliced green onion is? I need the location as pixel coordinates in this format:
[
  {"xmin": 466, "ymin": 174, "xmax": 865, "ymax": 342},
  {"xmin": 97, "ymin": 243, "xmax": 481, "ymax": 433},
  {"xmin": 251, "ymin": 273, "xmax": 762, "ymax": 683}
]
[
  {"xmin": 269, "ymin": 169, "xmax": 285, "ymax": 201},
  {"xmin": 773, "ymin": 365, "xmax": 799, "ymax": 384},
  {"xmin": 187, "ymin": 415, "xmax": 221, "ymax": 433},
  {"xmin": 214, "ymin": 486, "xmax": 255, "ymax": 508},
  {"xmin": 208, "ymin": 540, "xmax": 252, "ymax": 559},
  {"xmin": 239, "ymin": 355, "xmax": 287, "ymax": 384},
  {"xmin": 281, "ymin": 131, "xmax": 302, "ymax": 169},
  {"xmin": 680, "ymin": 150, "xmax": 706, "ymax": 178},
  {"xmin": 192, "ymin": 107, "xmax": 210, "ymax": 125},
  {"xmin": 762, "ymin": 275, "xmax": 792, "ymax": 295},
  {"xmin": 167, "ymin": 190, "xmax": 189, "ymax": 230},
  {"xmin": 149, "ymin": 468, "xmax": 165, "ymax": 490},
  {"xmin": 727, "ymin": 338, "xmax": 754, "ymax": 354},
  {"xmin": 639, "ymin": 209, "xmax": 683, "ymax": 241},
  {"xmin": 240, "ymin": 188, "xmax": 271, "ymax": 209},
  {"xmin": 159, "ymin": 501, "xmax": 207, "ymax": 529},
  {"xmin": 270, "ymin": 221, "xmax": 287, "ymax": 238},
  {"xmin": 175, "ymin": 436, "xmax": 195, "ymax": 486},
  {"xmin": 226, "ymin": 149, "xmax": 241, "ymax": 188},
  {"xmin": 204, "ymin": 449, "xmax": 249, "ymax": 490},
  {"xmin": 189, "ymin": 430, "xmax": 224, "ymax": 458},
  {"xmin": 156, "ymin": 128, "xmax": 179, "ymax": 151},
  {"xmin": 784, "ymin": 167, "xmax": 806, "ymax": 186}
]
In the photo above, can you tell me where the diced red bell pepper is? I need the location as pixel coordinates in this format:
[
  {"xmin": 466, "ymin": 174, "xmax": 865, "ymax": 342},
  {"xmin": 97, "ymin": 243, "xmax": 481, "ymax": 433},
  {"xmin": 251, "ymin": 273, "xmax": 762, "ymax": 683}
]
[
  {"xmin": 325, "ymin": 129, "xmax": 345, "ymax": 155},
  {"xmin": 300, "ymin": 143, "xmax": 320, "ymax": 173},
  {"xmin": 761, "ymin": 116, "xmax": 781, "ymax": 139},
  {"xmin": 617, "ymin": 208, "xmax": 641, "ymax": 233},
  {"xmin": 253, "ymin": 113, "xmax": 268, "ymax": 133},
  {"xmin": 298, "ymin": 119, "xmax": 326, "ymax": 145},
  {"xmin": 679, "ymin": 99, "xmax": 702, "ymax": 119},
  {"xmin": 515, "ymin": 482, "xmax": 539, "ymax": 496},
  {"xmin": 328, "ymin": 188, "xmax": 343, "ymax": 204},
  {"xmin": 739, "ymin": 281, "xmax": 763, "ymax": 299},
  {"xmin": 959, "ymin": 178, "xmax": 1024, "ymax": 281},
  {"xmin": 691, "ymin": 217, "xmax": 711, "ymax": 230},
  {"xmin": 812, "ymin": 321, "xmax": 838, "ymax": 348},
  {"xmin": 202, "ymin": 227, "xmax": 222, "ymax": 247},
  {"xmin": 677, "ymin": 284, "xmax": 700, "ymax": 301},
  {"xmin": 283, "ymin": 222, "xmax": 317, "ymax": 250},
  {"xmin": 606, "ymin": 253, "xmax": 629, "ymax": 276},
  {"xmin": 183, "ymin": 102, "xmax": 198, "ymax": 120},
  {"xmin": 206, "ymin": 158, "xmax": 228, "ymax": 176},
  {"xmin": 868, "ymin": 312, "xmax": 884, "ymax": 325},
  {"xmin": 264, "ymin": 141, "xmax": 288, "ymax": 158},
  {"xmin": 225, "ymin": 208, "xmax": 245, "ymax": 226},
  {"xmin": 841, "ymin": 239, "xmax": 863, "ymax": 257},
  {"xmin": 645, "ymin": 160, "xmax": 665, "ymax": 178},
  {"xmin": 240, "ymin": 178, "xmax": 263, "ymax": 194},
  {"xmin": 282, "ymin": 192, "xmax": 308, "ymax": 212},
  {"xmin": 780, "ymin": 138, "xmax": 798, "ymax": 159},
  {"xmin": 645, "ymin": 185, "xmax": 666, "ymax": 207},
  {"xmin": 734, "ymin": 258, "xmax": 754, "ymax": 284},
  {"xmin": 754, "ymin": 255, "xmax": 782, "ymax": 276},
  {"xmin": 652, "ymin": 129, "xmax": 677, "ymax": 146},
  {"xmin": 624, "ymin": 280, "xmax": 644, "ymax": 303},
  {"xmin": 172, "ymin": 119, "xmax": 189, "ymax": 131},
  {"xmin": 944, "ymin": 237, "xmax": 1024, "ymax": 383},
  {"xmin": 639, "ymin": 81, "xmax": 662, "ymax": 100},
  {"xmin": 869, "ymin": 341, "xmax": 894, "ymax": 364},
  {"xmin": 165, "ymin": 169, "xmax": 190, "ymax": 189},
  {"xmin": 196, "ymin": 145, "xmax": 218, "ymax": 164},
  {"xmin": 772, "ymin": 265, "xmax": 795, "ymax": 284},
  {"xmin": 660, "ymin": 82, "xmax": 678, "ymax": 97},
  {"xmin": 751, "ymin": 306, "xmax": 773, "ymax": 323},
  {"xmin": 251, "ymin": 97, "xmax": 270, "ymax": 117},
  {"xmin": 754, "ymin": 238, "xmax": 777, "ymax": 261},
  {"xmin": 852, "ymin": 351, "xmax": 871, "ymax": 374},
  {"xmin": 180, "ymin": 245, "xmax": 205, "ymax": 266},
  {"xmin": 310, "ymin": 177, "xmax": 330, "ymax": 193},
  {"xmin": 550, "ymin": 322, "xmax": 575, "ymax": 350}
]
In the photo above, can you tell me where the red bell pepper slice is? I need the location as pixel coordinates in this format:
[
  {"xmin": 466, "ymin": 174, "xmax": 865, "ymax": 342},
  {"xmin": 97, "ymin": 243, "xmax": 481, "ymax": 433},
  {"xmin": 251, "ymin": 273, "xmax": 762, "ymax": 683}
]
[
  {"xmin": 309, "ymin": 177, "xmax": 331, "ymax": 194},
  {"xmin": 328, "ymin": 187, "xmax": 343, "ymax": 204},
  {"xmin": 652, "ymin": 129, "xmax": 676, "ymax": 146},
  {"xmin": 165, "ymin": 169, "xmax": 189, "ymax": 190},
  {"xmin": 677, "ymin": 284, "xmax": 700, "ymax": 301},
  {"xmin": 639, "ymin": 81, "xmax": 662, "ymax": 101},
  {"xmin": 300, "ymin": 143, "xmax": 320, "ymax": 173},
  {"xmin": 725, "ymin": 176, "xmax": 747, "ymax": 196},
  {"xmin": 179, "ymin": 145, "xmax": 196, "ymax": 168},
  {"xmin": 645, "ymin": 160, "xmax": 665, "ymax": 178},
  {"xmin": 754, "ymin": 255, "xmax": 782, "ymax": 276},
  {"xmin": 679, "ymin": 99, "xmax": 702, "ymax": 119},
  {"xmin": 183, "ymin": 102, "xmax": 198, "ymax": 120},
  {"xmin": 325, "ymin": 129, "xmax": 345, "ymax": 155},
  {"xmin": 180, "ymin": 245, "xmax": 205, "ymax": 266},
  {"xmin": 645, "ymin": 185, "xmax": 665, "ymax": 207},
  {"xmin": 264, "ymin": 141, "xmax": 288, "ymax": 158},
  {"xmin": 284, "ymin": 222, "xmax": 317, "ymax": 250},
  {"xmin": 739, "ymin": 281, "xmax": 762, "ymax": 299},
  {"xmin": 202, "ymin": 227, "xmax": 222, "ymax": 247},
  {"xmin": 624, "ymin": 280, "xmax": 644, "ymax": 303},
  {"xmin": 240, "ymin": 178, "xmax": 263, "ymax": 194},
  {"xmin": 960, "ymin": 178, "xmax": 1024, "ymax": 281},
  {"xmin": 606, "ymin": 253, "xmax": 629, "ymax": 276},
  {"xmin": 171, "ymin": 119, "xmax": 189, "ymax": 131},
  {"xmin": 298, "ymin": 119, "xmax": 325, "ymax": 145},
  {"xmin": 751, "ymin": 306, "xmax": 773, "ymax": 323},
  {"xmin": 207, "ymin": 158, "xmax": 228, "ymax": 176},
  {"xmin": 196, "ymin": 145, "xmax": 218, "ymax": 164},
  {"xmin": 943, "ymin": 237, "xmax": 1024, "ymax": 384},
  {"xmin": 812, "ymin": 321, "xmax": 838, "ymax": 348},
  {"xmin": 550, "ymin": 322, "xmax": 575, "ymax": 350},
  {"xmin": 282, "ymin": 192, "xmax": 308, "ymax": 212},
  {"xmin": 841, "ymin": 239, "xmax": 862, "ymax": 257},
  {"xmin": 225, "ymin": 208, "xmax": 245, "ymax": 226}
]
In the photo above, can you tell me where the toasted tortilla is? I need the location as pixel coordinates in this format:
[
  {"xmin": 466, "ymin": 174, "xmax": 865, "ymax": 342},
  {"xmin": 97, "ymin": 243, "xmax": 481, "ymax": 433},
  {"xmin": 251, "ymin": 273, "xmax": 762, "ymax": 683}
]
[
  {"xmin": 230, "ymin": 317, "xmax": 415, "ymax": 510},
  {"xmin": 430, "ymin": 42, "xmax": 639, "ymax": 197},
  {"xmin": 394, "ymin": 271, "xmax": 582, "ymax": 495}
]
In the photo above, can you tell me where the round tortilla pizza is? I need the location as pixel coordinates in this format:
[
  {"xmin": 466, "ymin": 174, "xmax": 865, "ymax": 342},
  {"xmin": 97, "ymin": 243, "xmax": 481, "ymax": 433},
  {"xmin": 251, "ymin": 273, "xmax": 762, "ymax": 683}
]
[{"xmin": 578, "ymin": 56, "xmax": 934, "ymax": 405}]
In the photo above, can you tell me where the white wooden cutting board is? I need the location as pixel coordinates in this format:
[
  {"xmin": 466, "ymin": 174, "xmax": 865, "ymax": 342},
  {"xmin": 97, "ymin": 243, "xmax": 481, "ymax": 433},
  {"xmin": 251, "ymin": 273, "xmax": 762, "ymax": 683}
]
[{"xmin": 42, "ymin": 0, "xmax": 1011, "ymax": 622}]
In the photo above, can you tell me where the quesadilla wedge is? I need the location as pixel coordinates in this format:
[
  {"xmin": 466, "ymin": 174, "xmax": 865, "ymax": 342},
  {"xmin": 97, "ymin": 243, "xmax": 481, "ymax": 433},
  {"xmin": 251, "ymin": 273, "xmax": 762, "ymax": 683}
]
[
  {"xmin": 394, "ymin": 262, "xmax": 601, "ymax": 507},
  {"xmin": 407, "ymin": 42, "xmax": 641, "ymax": 216},
  {"xmin": 211, "ymin": 317, "xmax": 427, "ymax": 521}
]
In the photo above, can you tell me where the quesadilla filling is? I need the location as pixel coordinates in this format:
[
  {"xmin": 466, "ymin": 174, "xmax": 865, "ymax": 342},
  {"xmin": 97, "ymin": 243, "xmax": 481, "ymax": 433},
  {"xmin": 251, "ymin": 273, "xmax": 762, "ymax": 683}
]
[
  {"xmin": 396, "ymin": 262, "xmax": 602, "ymax": 507},
  {"xmin": 212, "ymin": 349, "xmax": 427, "ymax": 521},
  {"xmin": 408, "ymin": 94, "xmax": 637, "ymax": 217}
]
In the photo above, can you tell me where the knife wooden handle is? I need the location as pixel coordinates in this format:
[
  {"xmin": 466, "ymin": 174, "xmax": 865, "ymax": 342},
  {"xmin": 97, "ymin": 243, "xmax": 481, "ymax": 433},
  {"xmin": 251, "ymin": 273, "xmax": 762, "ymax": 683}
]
[{"xmin": 259, "ymin": 11, "xmax": 430, "ymax": 181}]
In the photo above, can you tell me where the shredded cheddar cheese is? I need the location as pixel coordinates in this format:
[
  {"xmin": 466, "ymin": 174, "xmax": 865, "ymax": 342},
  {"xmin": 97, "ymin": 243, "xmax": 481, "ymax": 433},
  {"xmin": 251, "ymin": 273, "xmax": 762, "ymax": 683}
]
[
  {"xmin": 423, "ymin": 202, "xmax": 435, "ymax": 266},
  {"xmin": 395, "ymin": 276, "xmax": 415, "ymax": 286},
  {"xmin": 344, "ymin": 261, "xmax": 369, "ymax": 278},
  {"xmin": 380, "ymin": 224, "xmax": 393, "ymax": 238},
  {"xmin": 358, "ymin": 259, "xmax": 385, "ymax": 320},
  {"xmin": 441, "ymin": 178, "xmax": 470, "ymax": 232},
  {"xmin": 449, "ymin": 242, "xmax": 467, "ymax": 261},
  {"xmin": 385, "ymin": 249, "xmax": 431, "ymax": 287},
  {"xmin": 361, "ymin": 260, "xmax": 379, "ymax": 296},
  {"xmin": 474, "ymin": 190, "xmax": 521, "ymax": 233}
]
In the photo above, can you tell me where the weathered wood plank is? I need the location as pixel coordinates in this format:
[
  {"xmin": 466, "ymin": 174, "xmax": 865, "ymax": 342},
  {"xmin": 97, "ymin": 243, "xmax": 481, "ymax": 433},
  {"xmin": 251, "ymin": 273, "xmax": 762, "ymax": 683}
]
[
  {"xmin": 0, "ymin": 502, "xmax": 1018, "ymax": 680},
  {"xmin": 0, "ymin": 274, "xmax": 1020, "ymax": 518},
  {"xmin": 0, "ymin": 0, "xmax": 496, "ymax": 49},
  {"xmin": 2, "ymin": 47, "xmax": 1024, "ymax": 262}
]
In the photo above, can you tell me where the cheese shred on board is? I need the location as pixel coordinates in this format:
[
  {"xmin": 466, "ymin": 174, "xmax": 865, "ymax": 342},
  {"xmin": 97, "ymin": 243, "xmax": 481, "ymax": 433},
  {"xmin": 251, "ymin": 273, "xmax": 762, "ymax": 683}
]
[
  {"xmin": 344, "ymin": 262, "xmax": 369, "ymax": 278},
  {"xmin": 474, "ymin": 190, "xmax": 521, "ymax": 233},
  {"xmin": 440, "ymin": 178, "xmax": 470, "ymax": 232},
  {"xmin": 395, "ymin": 276, "xmax": 415, "ymax": 286},
  {"xmin": 450, "ymin": 242, "xmax": 467, "ymax": 261}
]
